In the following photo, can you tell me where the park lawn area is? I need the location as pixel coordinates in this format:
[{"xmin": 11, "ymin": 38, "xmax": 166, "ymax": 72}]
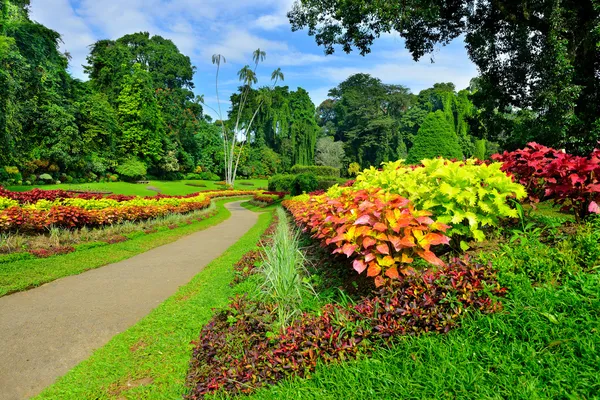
[
  {"xmin": 34, "ymin": 210, "xmax": 273, "ymax": 400},
  {"xmin": 0, "ymin": 198, "xmax": 249, "ymax": 297},
  {"xmin": 5, "ymin": 179, "xmax": 268, "ymax": 196}
]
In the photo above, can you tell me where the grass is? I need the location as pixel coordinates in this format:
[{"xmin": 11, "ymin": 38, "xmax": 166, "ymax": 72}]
[
  {"xmin": 34, "ymin": 210, "xmax": 273, "ymax": 400},
  {"xmin": 259, "ymin": 208, "xmax": 313, "ymax": 328},
  {"xmin": 247, "ymin": 220, "xmax": 600, "ymax": 399},
  {"xmin": 6, "ymin": 179, "xmax": 268, "ymax": 196},
  {"xmin": 0, "ymin": 198, "xmax": 247, "ymax": 297},
  {"xmin": 240, "ymin": 200, "xmax": 281, "ymax": 213}
]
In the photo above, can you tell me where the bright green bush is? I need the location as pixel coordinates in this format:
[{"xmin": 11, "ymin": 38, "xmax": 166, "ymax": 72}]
[
  {"xmin": 406, "ymin": 110, "xmax": 463, "ymax": 164},
  {"xmin": 116, "ymin": 158, "xmax": 147, "ymax": 181},
  {"xmin": 290, "ymin": 165, "xmax": 340, "ymax": 178},
  {"xmin": 354, "ymin": 158, "xmax": 527, "ymax": 242},
  {"xmin": 474, "ymin": 139, "xmax": 487, "ymax": 160},
  {"xmin": 291, "ymin": 173, "xmax": 318, "ymax": 196}
]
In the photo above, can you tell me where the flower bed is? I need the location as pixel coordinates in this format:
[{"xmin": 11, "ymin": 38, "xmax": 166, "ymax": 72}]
[
  {"xmin": 186, "ymin": 257, "xmax": 504, "ymax": 398},
  {"xmin": 0, "ymin": 187, "xmax": 261, "ymax": 233}
]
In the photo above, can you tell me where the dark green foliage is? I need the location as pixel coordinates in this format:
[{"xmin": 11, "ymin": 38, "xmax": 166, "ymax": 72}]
[
  {"xmin": 289, "ymin": 0, "xmax": 600, "ymax": 154},
  {"xmin": 115, "ymin": 158, "xmax": 147, "ymax": 181},
  {"xmin": 291, "ymin": 165, "xmax": 340, "ymax": 178},
  {"xmin": 291, "ymin": 173, "xmax": 318, "ymax": 196},
  {"xmin": 268, "ymin": 174, "xmax": 295, "ymax": 192},
  {"xmin": 407, "ymin": 111, "xmax": 463, "ymax": 164}
]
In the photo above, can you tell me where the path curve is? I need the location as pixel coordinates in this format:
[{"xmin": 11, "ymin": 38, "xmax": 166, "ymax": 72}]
[{"xmin": 0, "ymin": 201, "xmax": 258, "ymax": 400}]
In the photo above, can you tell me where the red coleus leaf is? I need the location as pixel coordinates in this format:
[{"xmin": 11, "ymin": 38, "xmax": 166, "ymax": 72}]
[
  {"xmin": 376, "ymin": 243, "xmax": 390, "ymax": 255},
  {"xmin": 353, "ymin": 259, "xmax": 367, "ymax": 274},
  {"xmin": 353, "ymin": 215, "xmax": 372, "ymax": 225},
  {"xmin": 362, "ymin": 236, "xmax": 377, "ymax": 249},
  {"xmin": 341, "ymin": 243, "xmax": 357, "ymax": 257},
  {"xmin": 373, "ymin": 222, "xmax": 387, "ymax": 232},
  {"xmin": 415, "ymin": 250, "xmax": 445, "ymax": 267},
  {"xmin": 385, "ymin": 266, "xmax": 400, "ymax": 279}
]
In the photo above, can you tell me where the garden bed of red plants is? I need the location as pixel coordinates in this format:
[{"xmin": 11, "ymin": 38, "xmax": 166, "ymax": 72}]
[{"xmin": 185, "ymin": 253, "xmax": 504, "ymax": 398}]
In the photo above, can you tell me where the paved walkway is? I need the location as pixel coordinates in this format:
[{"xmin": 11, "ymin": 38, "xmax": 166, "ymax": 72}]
[{"xmin": 0, "ymin": 201, "xmax": 258, "ymax": 400}]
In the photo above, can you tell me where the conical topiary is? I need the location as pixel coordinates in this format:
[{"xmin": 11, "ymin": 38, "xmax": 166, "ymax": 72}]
[{"xmin": 406, "ymin": 110, "xmax": 463, "ymax": 164}]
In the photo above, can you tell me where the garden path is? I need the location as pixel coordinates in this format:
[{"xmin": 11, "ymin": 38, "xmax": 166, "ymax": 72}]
[{"xmin": 0, "ymin": 201, "xmax": 258, "ymax": 400}]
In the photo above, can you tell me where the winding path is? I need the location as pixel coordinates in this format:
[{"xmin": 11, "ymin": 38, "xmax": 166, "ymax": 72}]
[{"xmin": 0, "ymin": 201, "xmax": 258, "ymax": 400}]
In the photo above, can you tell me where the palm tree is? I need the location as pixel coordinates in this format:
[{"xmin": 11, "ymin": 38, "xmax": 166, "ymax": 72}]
[{"xmin": 202, "ymin": 49, "xmax": 284, "ymax": 186}]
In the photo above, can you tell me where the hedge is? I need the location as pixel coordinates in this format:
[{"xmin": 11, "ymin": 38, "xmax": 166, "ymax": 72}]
[{"xmin": 290, "ymin": 165, "xmax": 340, "ymax": 178}]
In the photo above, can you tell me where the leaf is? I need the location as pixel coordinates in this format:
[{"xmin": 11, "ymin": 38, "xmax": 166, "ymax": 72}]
[
  {"xmin": 341, "ymin": 243, "xmax": 357, "ymax": 257},
  {"xmin": 374, "ymin": 276, "xmax": 385, "ymax": 287},
  {"xmin": 353, "ymin": 215, "xmax": 371, "ymax": 225},
  {"xmin": 353, "ymin": 259, "xmax": 367, "ymax": 274},
  {"xmin": 401, "ymin": 253, "xmax": 413, "ymax": 263},
  {"xmin": 385, "ymin": 266, "xmax": 400, "ymax": 279},
  {"xmin": 378, "ymin": 255, "xmax": 395, "ymax": 267},
  {"xmin": 415, "ymin": 250, "xmax": 445, "ymax": 266},
  {"xmin": 376, "ymin": 243, "xmax": 390, "ymax": 255},
  {"xmin": 362, "ymin": 236, "xmax": 377, "ymax": 249},
  {"xmin": 367, "ymin": 262, "xmax": 381, "ymax": 277},
  {"xmin": 460, "ymin": 240, "xmax": 470, "ymax": 252},
  {"xmin": 373, "ymin": 222, "xmax": 388, "ymax": 232}
]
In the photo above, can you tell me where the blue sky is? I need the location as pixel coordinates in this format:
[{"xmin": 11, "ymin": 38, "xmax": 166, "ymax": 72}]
[{"xmin": 30, "ymin": 0, "xmax": 479, "ymax": 119}]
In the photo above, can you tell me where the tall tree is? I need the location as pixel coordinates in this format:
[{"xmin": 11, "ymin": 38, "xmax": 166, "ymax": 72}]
[
  {"xmin": 116, "ymin": 63, "xmax": 164, "ymax": 165},
  {"xmin": 289, "ymin": 0, "xmax": 600, "ymax": 153}
]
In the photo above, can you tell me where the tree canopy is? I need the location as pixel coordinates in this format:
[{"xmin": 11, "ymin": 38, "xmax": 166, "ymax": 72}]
[{"xmin": 289, "ymin": 0, "xmax": 600, "ymax": 153}]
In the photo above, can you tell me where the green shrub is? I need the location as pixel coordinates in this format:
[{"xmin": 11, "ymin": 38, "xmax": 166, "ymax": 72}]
[
  {"xmin": 474, "ymin": 139, "xmax": 487, "ymax": 160},
  {"xmin": 198, "ymin": 172, "xmax": 220, "ymax": 181},
  {"xmin": 116, "ymin": 158, "xmax": 147, "ymax": 182},
  {"xmin": 269, "ymin": 174, "xmax": 295, "ymax": 192},
  {"xmin": 185, "ymin": 173, "xmax": 203, "ymax": 180},
  {"xmin": 406, "ymin": 110, "xmax": 463, "ymax": 164},
  {"xmin": 291, "ymin": 173, "xmax": 318, "ymax": 196},
  {"xmin": 315, "ymin": 177, "xmax": 345, "ymax": 191},
  {"xmin": 290, "ymin": 165, "xmax": 340, "ymax": 178},
  {"xmin": 38, "ymin": 173, "xmax": 53, "ymax": 181},
  {"xmin": 354, "ymin": 158, "xmax": 527, "ymax": 242}
]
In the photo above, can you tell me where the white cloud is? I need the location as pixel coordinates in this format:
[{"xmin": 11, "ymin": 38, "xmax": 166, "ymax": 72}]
[
  {"xmin": 203, "ymin": 28, "xmax": 289, "ymax": 63},
  {"xmin": 318, "ymin": 60, "xmax": 477, "ymax": 93},
  {"xmin": 253, "ymin": 14, "xmax": 289, "ymax": 31}
]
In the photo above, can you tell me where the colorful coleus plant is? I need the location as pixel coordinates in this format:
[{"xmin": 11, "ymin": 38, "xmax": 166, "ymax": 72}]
[
  {"xmin": 352, "ymin": 158, "xmax": 526, "ymax": 242},
  {"xmin": 493, "ymin": 143, "xmax": 600, "ymax": 221},
  {"xmin": 284, "ymin": 189, "xmax": 450, "ymax": 286}
]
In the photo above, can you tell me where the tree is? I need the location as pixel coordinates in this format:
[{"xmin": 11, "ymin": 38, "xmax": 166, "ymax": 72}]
[
  {"xmin": 406, "ymin": 110, "xmax": 463, "ymax": 164},
  {"xmin": 328, "ymin": 73, "xmax": 411, "ymax": 168},
  {"xmin": 116, "ymin": 63, "xmax": 164, "ymax": 166},
  {"xmin": 202, "ymin": 50, "xmax": 284, "ymax": 185},
  {"xmin": 315, "ymin": 136, "xmax": 345, "ymax": 168},
  {"xmin": 289, "ymin": 0, "xmax": 600, "ymax": 154}
]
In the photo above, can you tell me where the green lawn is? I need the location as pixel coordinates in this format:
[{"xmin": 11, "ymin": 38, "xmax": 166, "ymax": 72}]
[
  {"xmin": 35, "ymin": 210, "xmax": 273, "ymax": 400},
  {"xmin": 0, "ymin": 198, "xmax": 248, "ymax": 297},
  {"xmin": 6, "ymin": 179, "xmax": 268, "ymax": 196}
]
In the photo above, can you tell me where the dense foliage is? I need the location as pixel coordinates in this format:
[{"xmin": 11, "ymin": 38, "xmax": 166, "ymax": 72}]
[
  {"xmin": 493, "ymin": 142, "xmax": 600, "ymax": 221},
  {"xmin": 0, "ymin": 186, "xmax": 262, "ymax": 232},
  {"xmin": 289, "ymin": 0, "xmax": 600, "ymax": 154},
  {"xmin": 284, "ymin": 189, "xmax": 451, "ymax": 286},
  {"xmin": 354, "ymin": 158, "xmax": 526, "ymax": 241},
  {"xmin": 186, "ymin": 256, "xmax": 503, "ymax": 398}
]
